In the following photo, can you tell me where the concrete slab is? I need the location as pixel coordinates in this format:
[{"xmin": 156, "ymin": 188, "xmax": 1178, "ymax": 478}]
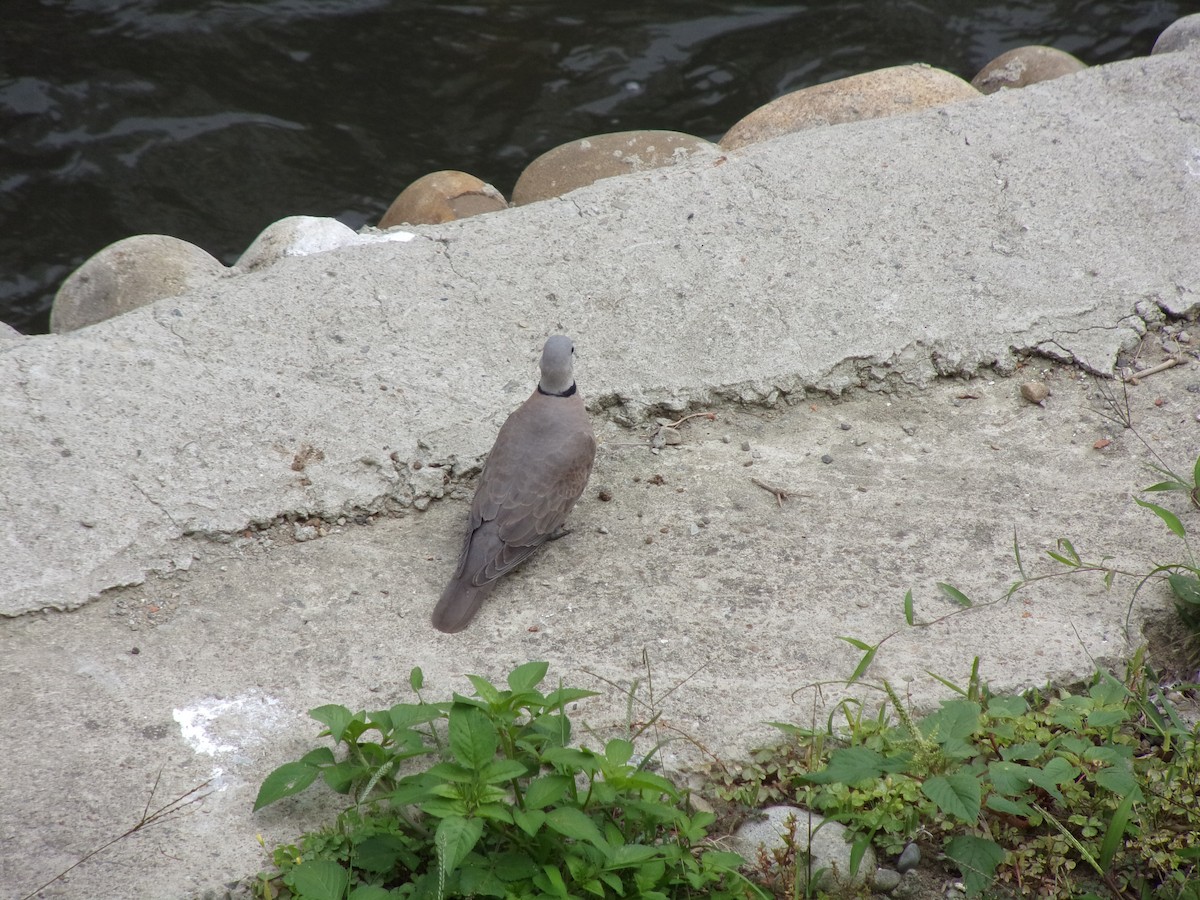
[{"xmin": 1, "ymin": 49, "xmax": 1199, "ymax": 899}]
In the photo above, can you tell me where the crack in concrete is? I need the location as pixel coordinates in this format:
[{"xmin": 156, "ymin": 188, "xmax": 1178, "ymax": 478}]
[{"xmin": 131, "ymin": 479, "xmax": 184, "ymax": 533}]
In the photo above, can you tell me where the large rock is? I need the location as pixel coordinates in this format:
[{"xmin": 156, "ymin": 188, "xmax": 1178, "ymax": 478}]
[
  {"xmin": 720, "ymin": 64, "xmax": 979, "ymax": 150},
  {"xmin": 511, "ymin": 130, "xmax": 718, "ymax": 206},
  {"xmin": 236, "ymin": 215, "xmax": 415, "ymax": 272},
  {"xmin": 972, "ymin": 46, "xmax": 1087, "ymax": 94},
  {"xmin": 50, "ymin": 234, "xmax": 226, "ymax": 332},
  {"xmin": 1153, "ymin": 13, "xmax": 1200, "ymax": 55},
  {"xmin": 379, "ymin": 170, "xmax": 507, "ymax": 227},
  {"xmin": 0, "ymin": 321, "xmax": 23, "ymax": 343}
]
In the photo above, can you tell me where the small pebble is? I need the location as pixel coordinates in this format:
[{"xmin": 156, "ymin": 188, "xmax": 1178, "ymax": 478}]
[
  {"xmin": 689, "ymin": 523, "xmax": 700, "ymax": 536},
  {"xmin": 721, "ymin": 434, "xmax": 731, "ymax": 443},
  {"xmin": 1020, "ymin": 381, "xmax": 1050, "ymax": 405},
  {"xmin": 901, "ymin": 423, "xmax": 917, "ymax": 436},
  {"xmin": 821, "ymin": 454, "xmax": 834, "ymax": 464},
  {"xmin": 839, "ymin": 422, "xmax": 851, "ymax": 430},
  {"xmin": 293, "ymin": 523, "xmax": 319, "ymax": 542},
  {"xmin": 872, "ymin": 867, "xmax": 902, "ymax": 892},
  {"xmin": 897, "ymin": 841, "xmax": 921, "ymax": 873},
  {"xmin": 740, "ymin": 441, "xmax": 752, "ymax": 452},
  {"xmin": 1178, "ymin": 330, "xmax": 1191, "ymax": 343}
]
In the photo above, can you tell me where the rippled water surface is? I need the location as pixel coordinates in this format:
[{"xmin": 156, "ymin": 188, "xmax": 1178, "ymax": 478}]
[{"xmin": 0, "ymin": 0, "xmax": 1190, "ymax": 332}]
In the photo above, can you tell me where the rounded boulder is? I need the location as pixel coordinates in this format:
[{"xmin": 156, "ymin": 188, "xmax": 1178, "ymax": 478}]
[
  {"xmin": 511, "ymin": 130, "xmax": 718, "ymax": 206},
  {"xmin": 1153, "ymin": 13, "xmax": 1200, "ymax": 54},
  {"xmin": 236, "ymin": 216, "xmax": 360, "ymax": 272},
  {"xmin": 50, "ymin": 234, "xmax": 226, "ymax": 333},
  {"xmin": 971, "ymin": 46, "xmax": 1087, "ymax": 94},
  {"xmin": 379, "ymin": 171, "xmax": 507, "ymax": 227},
  {"xmin": 720, "ymin": 64, "xmax": 979, "ymax": 150}
]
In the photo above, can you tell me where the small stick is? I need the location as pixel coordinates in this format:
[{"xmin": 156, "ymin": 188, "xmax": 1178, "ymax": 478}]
[
  {"xmin": 664, "ymin": 411, "xmax": 716, "ymax": 429},
  {"xmin": 1123, "ymin": 357, "xmax": 1182, "ymax": 384},
  {"xmin": 752, "ymin": 477, "xmax": 793, "ymax": 507}
]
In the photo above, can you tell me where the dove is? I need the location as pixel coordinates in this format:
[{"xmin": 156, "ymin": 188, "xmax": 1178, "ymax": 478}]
[{"xmin": 432, "ymin": 335, "xmax": 596, "ymax": 633}]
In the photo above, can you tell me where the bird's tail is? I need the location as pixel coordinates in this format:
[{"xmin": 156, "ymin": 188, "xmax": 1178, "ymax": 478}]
[{"xmin": 431, "ymin": 577, "xmax": 495, "ymax": 633}]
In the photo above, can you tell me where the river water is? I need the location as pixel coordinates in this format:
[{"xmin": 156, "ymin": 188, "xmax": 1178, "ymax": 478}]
[{"xmin": 0, "ymin": 0, "xmax": 1191, "ymax": 332}]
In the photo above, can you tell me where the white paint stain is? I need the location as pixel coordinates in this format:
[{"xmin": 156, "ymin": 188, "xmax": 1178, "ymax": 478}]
[{"xmin": 173, "ymin": 692, "xmax": 289, "ymax": 787}]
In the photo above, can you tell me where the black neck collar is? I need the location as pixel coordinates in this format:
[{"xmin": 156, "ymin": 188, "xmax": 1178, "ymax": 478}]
[{"xmin": 538, "ymin": 382, "xmax": 577, "ymax": 398}]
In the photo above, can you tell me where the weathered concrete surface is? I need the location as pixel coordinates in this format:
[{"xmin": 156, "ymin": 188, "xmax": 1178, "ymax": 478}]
[{"xmin": 1, "ymin": 48, "xmax": 1199, "ymax": 899}]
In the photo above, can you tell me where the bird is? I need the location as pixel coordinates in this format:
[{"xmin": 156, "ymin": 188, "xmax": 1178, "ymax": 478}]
[{"xmin": 432, "ymin": 335, "xmax": 596, "ymax": 633}]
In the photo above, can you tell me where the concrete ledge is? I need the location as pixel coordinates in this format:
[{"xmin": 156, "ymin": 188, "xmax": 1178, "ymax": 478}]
[{"xmin": 1, "ymin": 49, "xmax": 1198, "ymax": 898}]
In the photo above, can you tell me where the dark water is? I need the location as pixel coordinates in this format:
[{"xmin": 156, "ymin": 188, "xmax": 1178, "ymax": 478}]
[{"xmin": 0, "ymin": 1, "xmax": 1191, "ymax": 333}]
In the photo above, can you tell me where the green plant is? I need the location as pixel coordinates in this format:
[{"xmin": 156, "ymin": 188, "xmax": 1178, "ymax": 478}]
[
  {"xmin": 254, "ymin": 662, "xmax": 763, "ymax": 900},
  {"xmin": 714, "ymin": 657, "xmax": 1200, "ymax": 899},
  {"xmin": 1137, "ymin": 455, "xmax": 1200, "ymax": 664}
]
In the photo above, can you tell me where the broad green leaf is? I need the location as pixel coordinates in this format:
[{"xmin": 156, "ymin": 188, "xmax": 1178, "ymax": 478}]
[
  {"xmin": 1086, "ymin": 708, "xmax": 1129, "ymax": 728},
  {"xmin": 254, "ymin": 760, "xmax": 321, "ymax": 810},
  {"xmin": 986, "ymin": 695, "xmax": 1028, "ymax": 719},
  {"xmin": 310, "ymin": 704, "xmax": 357, "ymax": 743},
  {"xmin": 543, "ymin": 687, "xmax": 601, "ymax": 708},
  {"xmin": 536, "ymin": 864, "xmax": 570, "ymax": 898},
  {"xmin": 421, "ymin": 796, "xmax": 469, "ymax": 818},
  {"xmin": 1170, "ymin": 573, "xmax": 1200, "ymax": 605},
  {"xmin": 988, "ymin": 760, "xmax": 1066, "ymax": 802},
  {"xmin": 544, "ymin": 746, "xmax": 601, "ymax": 774},
  {"xmin": 390, "ymin": 775, "xmax": 438, "ymax": 806},
  {"xmin": 409, "ymin": 666, "xmax": 424, "ymax": 692},
  {"xmin": 920, "ymin": 700, "xmax": 981, "ymax": 743},
  {"xmin": 507, "ymin": 661, "xmax": 550, "ymax": 693},
  {"xmin": 354, "ymin": 833, "xmax": 412, "ymax": 874},
  {"xmin": 921, "ymin": 773, "xmax": 981, "ymax": 822},
  {"xmin": 288, "ymin": 859, "xmax": 349, "ymax": 900},
  {"xmin": 349, "ymin": 886, "xmax": 394, "ymax": 900},
  {"xmin": 449, "ymin": 705, "xmax": 498, "ymax": 769},
  {"xmin": 701, "ymin": 850, "xmax": 746, "ymax": 872},
  {"xmin": 1089, "ymin": 673, "xmax": 1128, "ymax": 706},
  {"xmin": 524, "ymin": 774, "xmax": 572, "ymax": 809},
  {"xmin": 490, "ymin": 851, "xmax": 540, "ymax": 882},
  {"xmin": 478, "ymin": 758, "xmax": 528, "ymax": 784},
  {"xmin": 435, "ymin": 815, "xmax": 484, "ymax": 875},
  {"xmin": 546, "ymin": 807, "xmax": 608, "ymax": 849},
  {"xmin": 465, "ymin": 675, "xmax": 503, "ymax": 706},
  {"xmin": 945, "ymin": 835, "xmax": 1004, "ymax": 895},
  {"xmin": 938, "ymin": 582, "xmax": 973, "ymax": 607},
  {"xmin": 620, "ymin": 771, "xmax": 679, "ymax": 797},
  {"xmin": 986, "ymin": 795, "xmax": 1035, "ymax": 818},
  {"xmin": 604, "ymin": 738, "xmax": 634, "ymax": 767},
  {"xmin": 457, "ymin": 865, "xmax": 507, "ymax": 898},
  {"xmin": 1134, "ymin": 497, "xmax": 1185, "ymax": 538},
  {"xmin": 1093, "ymin": 763, "xmax": 1140, "ymax": 798},
  {"xmin": 513, "ymin": 807, "xmax": 546, "ymax": 836},
  {"xmin": 322, "ymin": 759, "xmax": 367, "ymax": 794},
  {"xmin": 474, "ymin": 802, "xmax": 515, "ymax": 823},
  {"xmin": 606, "ymin": 844, "xmax": 661, "ymax": 869},
  {"xmin": 803, "ymin": 746, "xmax": 893, "ymax": 786},
  {"xmin": 387, "ymin": 702, "xmax": 445, "ymax": 730}
]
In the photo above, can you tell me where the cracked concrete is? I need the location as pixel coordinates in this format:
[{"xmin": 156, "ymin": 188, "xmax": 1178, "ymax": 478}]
[{"xmin": 1, "ymin": 47, "xmax": 1199, "ymax": 899}]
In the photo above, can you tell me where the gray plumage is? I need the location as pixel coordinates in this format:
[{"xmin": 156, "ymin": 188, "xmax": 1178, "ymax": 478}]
[{"xmin": 432, "ymin": 335, "xmax": 596, "ymax": 633}]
